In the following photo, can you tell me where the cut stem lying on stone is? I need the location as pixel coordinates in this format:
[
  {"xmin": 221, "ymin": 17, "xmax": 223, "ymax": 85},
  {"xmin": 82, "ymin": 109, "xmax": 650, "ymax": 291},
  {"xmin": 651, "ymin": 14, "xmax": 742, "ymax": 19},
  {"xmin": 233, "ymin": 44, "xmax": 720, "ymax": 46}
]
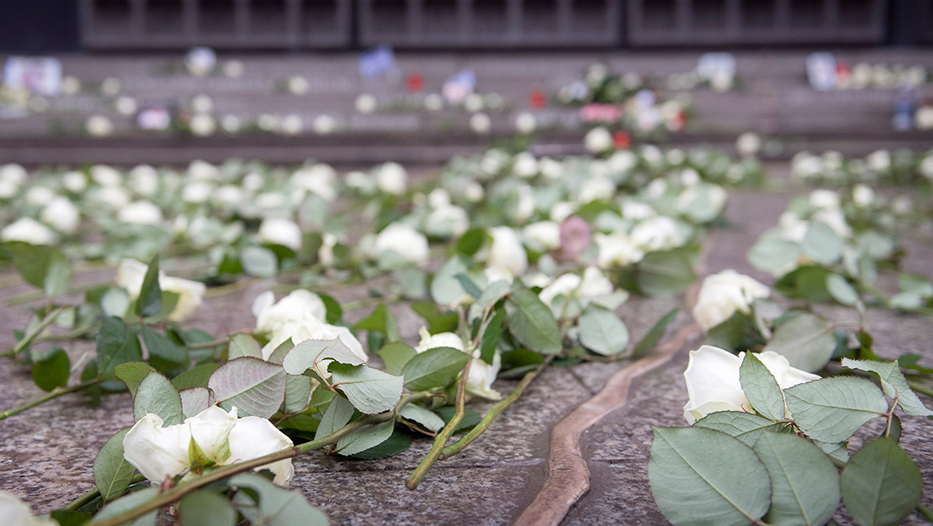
[
  {"xmin": 0, "ymin": 378, "xmax": 103, "ymax": 421},
  {"xmin": 440, "ymin": 355, "xmax": 555, "ymax": 460},
  {"xmin": 406, "ymin": 358, "xmax": 472, "ymax": 490}
]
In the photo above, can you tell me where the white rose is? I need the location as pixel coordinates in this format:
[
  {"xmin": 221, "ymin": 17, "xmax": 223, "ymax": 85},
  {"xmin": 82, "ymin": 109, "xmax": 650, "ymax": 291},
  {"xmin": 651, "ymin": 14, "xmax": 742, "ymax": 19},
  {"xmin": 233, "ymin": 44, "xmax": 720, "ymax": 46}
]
[
  {"xmin": 621, "ymin": 200, "xmax": 655, "ymax": 220},
  {"xmin": 123, "ymin": 406, "xmax": 294, "ymax": 486},
  {"xmin": 280, "ymin": 114, "xmax": 303, "ymax": 135},
  {"xmin": 355, "ymin": 93, "xmax": 378, "ymax": 114},
  {"xmin": 115, "ymin": 96, "xmax": 138, "ymax": 116},
  {"xmin": 191, "ymin": 94, "xmax": 213, "ymax": 114},
  {"xmin": 424, "ymin": 93, "xmax": 444, "ymax": 111},
  {"xmin": 85, "ymin": 115, "xmax": 113, "ymax": 137},
  {"xmin": 692, "ymin": 270, "xmax": 770, "ymax": 331},
  {"xmin": 62, "ymin": 75, "xmax": 81, "ymax": 95},
  {"xmin": 291, "ymin": 164, "xmax": 337, "ymax": 202},
  {"xmin": 866, "ymin": 149, "xmax": 891, "ymax": 173},
  {"xmin": 25, "ymin": 186, "xmax": 56, "ymax": 207},
  {"xmin": 257, "ymin": 218, "xmax": 302, "ymax": 251},
  {"xmin": 485, "ymin": 226, "xmax": 528, "ymax": 280},
  {"xmin": 190, "ymin": 113, "xmax": 216, "ymax": 137},
  {"xmin": 62, "ymin": 171, "xmax": 88, "ymax": 193},
  {"xmin": 0, "ymin": 491, "xmax": 58, "ymax": 526},
  {"xmin": 1, "ymin": 217, "xmax": 54, "ymax": 245},
  {"xmin": 375, "ymin": 162, "xmax": 408, "ymax": 195},
  {"xmin": 539, "ymin": 157, "xmax": 564, "ymax": 180},
  {"xmin": 607, "ymin": 150, "xmax": 637, "ymax": 174},
  {"xmin": 182, "ymin": 181, "xmax": 213, "ymax": 204},
  {"xmin": 223, "ymin": 60, "xmax": 244, "ymax": 78},
  {"xmin": 258, "ymin": 114, "xmax": 279, "ymax": 132},
  {"xmin": 791, "ymin": 152, "xmax": 822, "ymax": 180},
  {"xmin": 186, "ymin": 160, "xmax": 219, "ymax": 181},
  {"xmin": 221, "ymin": 115, "xmax": 241, "ymax": 133},
  {"xmin": 253, "ymin": 290, "xmax": 366, "ymax": 362},
  {"xmin": 40, "ymin": 196, "xmax": 80, "ymax": 233},
  {"xmin": 631, "ymin": 216, "xmax": 685, "ymax": 251},
  {"xmin": 577, "ymin": 176, "xmax": 615, "ymax": 204},
  {"xmin": 374, "ymin": 223, "xmax": 429, "ymax": 265},
  {"xmin": 852, "ymin": 184, "xmax": 875, "ymax": 207},
  {"xmin": 91, "ymin": 165, "xmax": 123, "ymax": 187},
  {"xmin": 916, "ymin": 106, "xmax": 933, "ymax": 130},
  {"xmin": 469, "ymin": 113, "xmax": 491, "ymax": 134},
  {"xmin": 425, "ymin": 205, "xmax": 469, "ymax": 239},
  {"xmin": 463, "ymin": 181, "xmax": 485, "ymax": 203},
  {"xmin": 682, "ymin": 345, "xmax": 820, "ymax": 424},
  {"xmin": 427, "ymin": 188, "xmax": 451, "ymax": 209},
  {"xmin": 594, "ymin": 231, "xmax": 644, "ymax": 268},
  {"xmin": 584, "ymin": 126, "xmax": 613, "ymax": 153},
  {"xmin": 512, "ymin": 184, "xmax": 535, "ymax": 223},
  {"xmin": 93, "ymin": 187, "xmax": 130, "ymax": 209},
  {"xmin": 539, "ymin": 266, "xmax": 613, "ymax": 312},
  {"xmin": 118, "ymin": 201, "xmax": 164, "ymax": 225},
  {"xmin": 414, "ymin": 327, "xmax": 464, "ymax": 354},
  {"xmin": 318, "ymin": 233, "xmax": 338, "ymax": 267},
  {"xmin": 735, "ymin": 132, "xmax": 761, "ymax": 157},
  {"xmin": 512, "ymin": 152, "xmax": 538, "ymax": 178},
  {"xmin": 288, "ymin": 76, "xmax": 309, "ymax": 95},
  {"xmin": 515, "ymin": 112, "xmax": 537, "ymax": 134},
  {"xmin": 550, "ymin": 202, "xmax": 575, "ymax": 223},
  {"xmin": 312, "ymin": 115, "xmax": 336, "ymax": 135},
  {"xmin": 117, "ymin": 259, "xmax": 206, "ymax": 322},
  {"xmin": 129, "ymin": 165, "xmax": 159, "ymax": 197},
  {"xmin": 101, "ymin": 77, "xmax": 121, "ymax": 96},
  {"xmin": 185, "ymin": 47, "xmax": 216, "ymax": 76},
  {"xmin": 522, "ymin": 221, "xmax": 560, "ymax": 252}
]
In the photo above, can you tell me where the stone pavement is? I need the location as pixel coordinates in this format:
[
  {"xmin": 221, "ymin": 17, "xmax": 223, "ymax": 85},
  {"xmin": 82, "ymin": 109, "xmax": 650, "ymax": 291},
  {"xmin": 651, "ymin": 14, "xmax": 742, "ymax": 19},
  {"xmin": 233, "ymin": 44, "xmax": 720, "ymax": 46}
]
[
  {"xmin": 1, "ymin": 175, "xmax": 933, "ymax": 524},
  {"xmin": 1, "ymin": 48, "xmax": 933, "ymax": 164}
]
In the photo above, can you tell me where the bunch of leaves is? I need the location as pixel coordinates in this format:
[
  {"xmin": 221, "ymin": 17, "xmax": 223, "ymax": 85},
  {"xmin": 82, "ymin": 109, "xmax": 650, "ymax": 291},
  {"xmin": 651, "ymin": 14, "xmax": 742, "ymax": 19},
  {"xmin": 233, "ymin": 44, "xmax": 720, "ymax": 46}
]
[{"xmin": 650, "ymin": 354, "xmax": 931, "ymax": 526}]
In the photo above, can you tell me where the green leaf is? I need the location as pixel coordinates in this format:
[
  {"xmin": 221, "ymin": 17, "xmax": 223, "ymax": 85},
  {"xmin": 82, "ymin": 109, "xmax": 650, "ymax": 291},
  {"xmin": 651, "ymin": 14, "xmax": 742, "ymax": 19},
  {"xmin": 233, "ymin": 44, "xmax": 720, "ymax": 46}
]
[
  {"xmin": 636, "ymin": 247, "xmax": 698, "ymax": 297},
  {"xmin": 97, "ymin": 317, "xmax": 143, "ymax": 379},
  {"xmin": 180, "ymin": 387, "xmax": 213, "ymax": 418},
  {"xmin": 376, "ymin": 342, "xmax": 417, "ymax": 376},
  {"xmin": 180, "ymin": 490, "xmax": 237, "ymax": 526},
  {"xmin": 229, "ymin": 474, "xmax": 328, "ymax": 526},
  {"xmin": 578, "ymin": 305, "xmax": 629, "ymax": 356},
  {"xmin": 753, "ymin": 433, "xmax": 841, "ymax": 526},
  {"xmin": 135, "ymin": 255, "xmax": 162, "ymax": 317},
  {"xmin": 454, "ymin": 273, "xmax": 483, "ymax": 299},
  {"xmin": 431, "ymin": 256, "xmax": 473, "ymax": 306},
  {"xmin": 802, "ymin": 222, "xmax": 844, "ymax": 264},
  {"xmin": 411, "ymin": 301, "xmax": 458, "ymax": 334},
  {"xmin": 350, "ymin": 432, "xmax": 412, "ymax": 459},
  {"xmin": 649, "ymin": 427, "xmax": 771, "ymax": 526},
  {"xmin": 208, "ymin": 357, "xmax": 286, "ymax": 418},
  {"xmin": 6, "ymin": 243, "xmax": 73, "ymax": 296},
  {"xmin": 315, "ymin": 396, "xmax": 355, "ymax": 441},
  {"xmin": 44, "ymin": 249, "xmax": 73, "ymax": 297},
  {"xmin": 479, "ymin": 308, "xmax": 505, "ymax": 364},
  {"xmin": 140, "ymin": 325, "xmax": 188, "ymax": 373},
  {"xmin": 815, "ymin": 440, "xmax": 849, "ymax": 464},
  {"xmin": 694, "ymin": 411, "xmax": 786, "ymax": 447},
  {"xmin": 283, "ymin": 375, "xmax": 313, "ymax": 414},
  {"xmin": 50, "ymin": 510, "xmax": 92, "ymax": 526},
  {"xmin": 748, "ymin": 237, "xmax": 803, "ymax": 276},
  {"xmin": 762, "ymin": 313, "xmax": 835, "ymax": 373},
  {"xmin": 631, "ymin": 308, "xmax": 678, "ymax": 358},
  {"xmin": 776, "ymin": 266, "xmax": 833, "ymax": 303},
  {"xmin": 228, "ymin": 333, "xmax": 262, "ymax": 360},
  {"xmin": 739, "ymin": 353, "xmax": 786, "ymax": 421},
  {"xmin": 705, "ymin": 310, "xmax": 766, "ymax": 354},
  {"xmin": 30, "ymin": 348, "xmax": 70, "ymax": 392},
  {"xmin": 456, "ymin": 228, "xmax": 488, "ymax": 256},
  {"xmin": 400, "ymin": 405, "xmax": 445, "ymax": 433},
  {"xmin": 435, "ymin": 406, "xmax": 481, "ymax": 432},
  {"xmin": 336, "ymin": 419, "xmax": 395, "ymax": 456},
  {"xmin": 784, "ymin": 377, "xmax": 888, "ymax": 443},
  {"xmin": 134, "ymin": 371, "xmax": 184, "ymax": 425},
  {"xmin": 282, "ymin": 338, "xmax": 366, "ymax": 375},
  {"xmin": 171, "ymin": 363, "xmax": 221, "ymax": 390},
  {"xmin": 319, "ymin": 293, "xmax": 343, "ymax": 324},
  {"xmin": 508, "ymin": 285, "xmax": 562, "ymax": 354},
  {"xmin": 841, "ymin": 358, "xmax": 933, "ymax": 417},
  {"xmin": 330, "ymin": 363, "xmax": 404, "ymax": 414},
  {"xmin": 90, "ymin": 487, "xmax": 159, "ymax": 526},
  {"xmin": 114, "ymin": 362, "xmax": 157, "ymax": 396},
  {"xmin": 841, "ymin": 438, "xmax": 922, "ymax": 526},
  {"xmin": 402, "ymin": 346, "xmax": 470, "ymax": 391},
  {"xmin": 241, "ymin": 246, "xmax": 277, "ymax": 277},
  {"xmin": 826, "ymin": 274, "xmax": 859, "ymax": 306},
  {"xmin": 353, "ymin": 304, "xmax": 400, "ymax": 343},
  {"xmin": 472, "ymin": 280, "xmax": 511, "ymax": 314},
  {"xmin": 93, "ymin": 429, "xmax": 137, "ymax": 502}
]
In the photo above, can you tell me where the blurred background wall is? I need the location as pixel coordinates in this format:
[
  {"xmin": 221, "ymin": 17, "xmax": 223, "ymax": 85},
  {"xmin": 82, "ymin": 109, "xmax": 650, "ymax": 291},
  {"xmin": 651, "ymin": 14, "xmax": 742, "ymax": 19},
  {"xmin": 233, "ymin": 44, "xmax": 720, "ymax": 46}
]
[{"xmin": 2, "ymin": 0, "xmax": 932, "ymax": 53}]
